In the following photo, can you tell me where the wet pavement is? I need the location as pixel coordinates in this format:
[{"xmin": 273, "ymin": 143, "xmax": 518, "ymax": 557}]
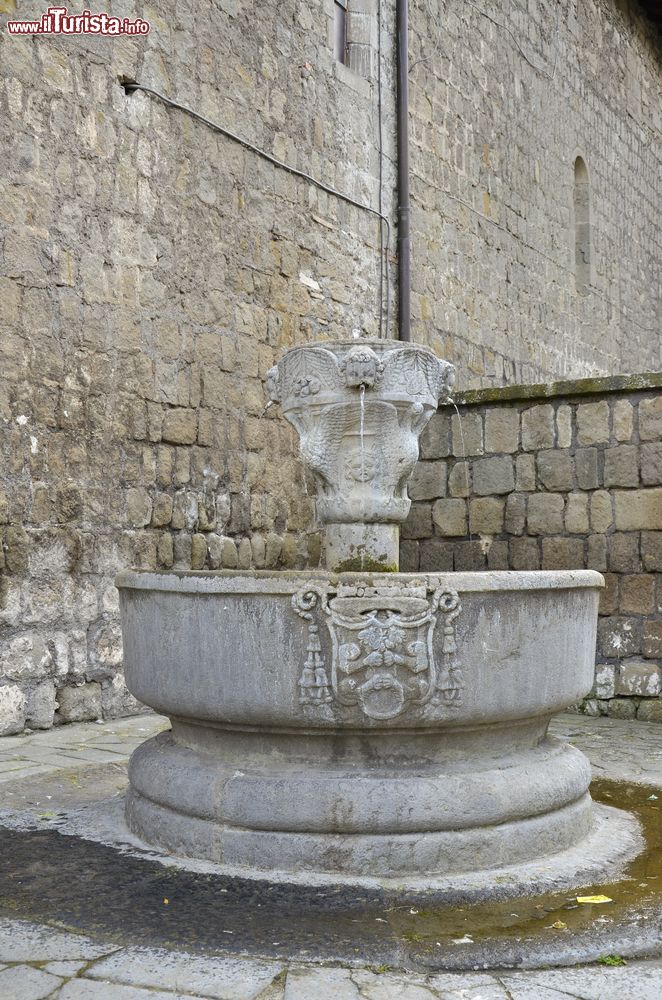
[{"xmin": 0, "ymin": 712, "xmax": 661, "ymax": 998}]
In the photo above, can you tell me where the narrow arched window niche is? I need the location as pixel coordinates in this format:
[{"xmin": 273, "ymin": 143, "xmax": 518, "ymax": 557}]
[{"xmin": 573, "ymin": 156, "xmax": 591, "ymax": 295}]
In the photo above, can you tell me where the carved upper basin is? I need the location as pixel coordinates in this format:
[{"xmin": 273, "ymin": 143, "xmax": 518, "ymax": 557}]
[{"xmin": 267, "ymin": 340, "xmax": 454, "ymax": 569}]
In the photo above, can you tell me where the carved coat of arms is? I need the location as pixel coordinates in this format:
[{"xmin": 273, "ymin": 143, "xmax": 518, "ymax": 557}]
[{"xmin": 292, "ymin": 581, "xmax": 462, "ymax": 721}]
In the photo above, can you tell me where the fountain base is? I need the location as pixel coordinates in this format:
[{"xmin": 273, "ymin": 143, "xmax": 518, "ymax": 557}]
[{"xmin": 118, "ymin": 568, "xmax": 607, "ymax": 881}]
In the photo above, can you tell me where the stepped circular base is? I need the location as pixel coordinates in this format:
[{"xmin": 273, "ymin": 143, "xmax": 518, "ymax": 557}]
[{"xmin": 126, "ymin": 726, "xmax": 596, "ymax": 879}]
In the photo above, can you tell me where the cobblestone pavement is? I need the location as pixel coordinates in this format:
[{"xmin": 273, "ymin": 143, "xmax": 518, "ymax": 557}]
[{"xmin": 0, "ymin": 712, "xmax": 661, "ymax": 999}]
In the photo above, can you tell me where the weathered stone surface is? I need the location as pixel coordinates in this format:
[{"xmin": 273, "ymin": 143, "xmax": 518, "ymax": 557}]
[
  {"xmin": 597, "ymin": 617, "xmax": 642, "ymax": 658},
  {"xmin": 86, "ymin": 946, "xmax": 284, "ymax": 1000},
  {"xmin": 587, "ymin": 534, "xmax": 608, "ymax": 572},
  {"xmin": 577, "ymin": 401, "xmax": 610, "ymax": 445},
  {"xmin": 639, "ymin": 396, "xmax": 662, "ymax": 441},
  {"xmin": 126, "ymin": 489, "xmax": 152, "ymax": 528},
  {"xmin": 161, "ymin": 408, "xmax": 198, "ymax": 446},
  {"xmin": 590, "ymin": 490, "xmax": 613, "ymax": 532},
  {"xmin": 484, "ymin": 408, "xmax": 519, "ymax": 453},
  {"xmin": 527, "ymin": 493, "xmax": 564, "ymax": 535},
  {"xmin": 504, "ymin": 493, "xmax": 526, "ymax": 535},
  {"xmin": 419, "ymin": 412, "xmax": 450, "ymax": 459},
  {"xmin": 151, "ymin": 494, "xmax": 173, "ymax": 528},
  {"xmin": 617, "ymin": 661, "xmax": 661, "ymax": 697},
  {"xmin": 515, "ymin": 453, "xmax": 536, "ymax": 491},
  {"xmin": 469, "ymin": 497, "xmax": 504, "ymax": 535},
  {"xmin": 641, "ymin": 443, "xmax": 662, "ymax": 485},
  {"xmin": 621, "ymin": 574, "xmax": 655, "ymax": 614},
  {"xmin": 26, "ymin": 680, "xmax": 57, "ymax": 730},
  {"xmin": 432, "ymin": 498, "xmax": 467, "ymax": 536},
  {"xmin": 556, "ymin": 405, "xmax": 572, "ymax": 449},
  {"xmin": 56, "ymin": 683, "xmax": 102, "ymax": 723},
  {"xmin": 643, "ymin": 619, "xmax": 662, "ymax": 658},
  {"xmin": 593, "ymin": 662, "xmax": 616, "ymax": 699},
  {"xmin": 565, "ymin": 493, "xmax": 589, "ymax": 534},
  {"xmin": 451, "ymin": 410, "xmax": 482, "ymax": 457},
  {"xmin": 575, "ymin": 447, "xmax": 599, "ymax": 490},
  {"xmin": 604, "ymin": 446, "xmax": 639, "ymax": 488},
  {"xmin": 614, "ymin": 489, "xmax": 662, "ymax": 530},
  {"xmin": 641, "ymin": 532, "xmax": 662, "ymax": 571},
  {"xmin": 541, "ymin": 537, "xmax": 585, "ymax": 570},
  {"xmin": 509, "ymin": 537, "xmax": 540, "ymax": 570},
  {"xmin": 407, "ymin": 461, "xmax": 447, "ymax": 501},
  {"xmin": 536, "ymin": 450, "xmax": 574, "ymax": 491},
  {"xmin": 521, "ymin": 404, "xmax": 554, "ymax": 450},
  {"xmin": 0, "ymin": 965, "xmax": 63, "ymax": 1000},
  {"xmin": 401, "ymin": 503, "xmax": 433, "ymax": 539},
  {"xmin": 418, "ymin": 538, "xmax": 453, "ymax": 571},
  {"xmin": 608, "ymin": 697, "xmax": 638, "ymax": 719},
  {"xmin": 447, "ymin": 461, "xmax": 471, "ymax": 497},
  {"xmin": 608, "ymin": 533, "xmax": 641, "ymax": 574},
  {"xmin": 0, "ymin": 684, "xmax": 27, "ymax": 736},
  {"xmin": 613, "ymin": 399, "xmax": 634, "ymax": 442},
  {"xmin": 638, "ymin": 700, "xmax": 662, "ymax": 722},
  {"xmin": 472, "ymin": 456, "xmax": 515, "ymax": 496}
]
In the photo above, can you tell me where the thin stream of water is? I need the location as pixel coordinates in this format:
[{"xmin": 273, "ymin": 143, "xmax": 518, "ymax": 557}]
[
  {"xmin": 449, "ymin": 399, "xmax": 473, "ymax": 542},
  {"xmin": 359, "ymin": 383, "xmax": 366, "ymax": 570}
]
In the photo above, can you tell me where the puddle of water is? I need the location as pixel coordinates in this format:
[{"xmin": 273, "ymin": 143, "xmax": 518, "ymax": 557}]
[
  {"xmin": 0, "ymin": 779, "xmax": 659, "ymax": 969},
  {"xmin": 381, "ymin": 779, "xmax": 662, "ymax": 950}
]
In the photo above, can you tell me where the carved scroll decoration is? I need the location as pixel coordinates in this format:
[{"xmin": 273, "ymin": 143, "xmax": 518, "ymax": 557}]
[{"xmin": 292, "ymin": 581, "xmax": 463, "ymax": 720}]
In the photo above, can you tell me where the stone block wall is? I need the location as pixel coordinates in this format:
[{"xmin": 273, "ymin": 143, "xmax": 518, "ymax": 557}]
[{"xmin": 401, "ymin": 374, "xmax": 662, "ymax": 722}]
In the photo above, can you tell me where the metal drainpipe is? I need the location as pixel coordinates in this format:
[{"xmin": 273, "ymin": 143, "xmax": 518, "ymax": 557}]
[{"xmin": 396, "ymin": 0, "xmax": 411, "ymax": 342}]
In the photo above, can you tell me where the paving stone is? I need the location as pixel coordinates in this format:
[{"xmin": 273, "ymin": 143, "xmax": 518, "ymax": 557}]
[
  {"xmin": 0, "ymin": 965, "xmax": 62, "ymax": 1000},
  {"xmin": 503, "ymin": 960, "xmax": 662, "ymax": 1000},
  {"xmin": 0, "ymin": 918, "xmax": 118, "ymax": 962},
  {"xmin": 59, "ymin": 981, "xmax": 198, "ymax": 1000},
  {"xmin": 352, "ymin": 968, "xmax": 437, "ymax": 999},
  {"xmin": 43, "ymin": 959, "xmax": 89, "ymax": 976},
  {"xmin": 284, "ymin": 967, "xmax": 359, "ymax": 1000},
  {"xmin": 87, "ymin": 947, "xmax": 284, "ymax": 1000},
  {"xmin": 427, "ymin": 972, "xmax": 509, "ymax": 998}
]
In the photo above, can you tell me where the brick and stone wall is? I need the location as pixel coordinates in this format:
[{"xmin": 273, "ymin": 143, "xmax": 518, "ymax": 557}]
[
  {"xmin": 401, "ymin": 374, "xmax": 662, "ymax": 722},
  {"xmin": 0, "ymin": 0, "xmax": 661, "ymax": 733}
]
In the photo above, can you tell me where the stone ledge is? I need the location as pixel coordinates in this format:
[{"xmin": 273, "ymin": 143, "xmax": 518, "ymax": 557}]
[{"xmin": 452, "ymin": 372, "xmax": 662, "ymax": 407}]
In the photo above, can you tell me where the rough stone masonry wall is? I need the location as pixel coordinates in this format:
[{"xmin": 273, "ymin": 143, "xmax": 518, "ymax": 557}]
[
  {"xmin": 401, "ymin": 375, "xmax": 662, "ymax": 722},
  {"xmin": 408, "ymin": 0, "xmax": 662, "ymax": 384},
  {"xmin": 0, "ymin": 0, "xmax": 397, "ymax": 734}
]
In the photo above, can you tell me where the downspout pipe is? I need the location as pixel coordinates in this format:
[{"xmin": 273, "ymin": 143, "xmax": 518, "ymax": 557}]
[{"xmin": 396, "ymin": 0, "xmax": 411, "ymax": 341}]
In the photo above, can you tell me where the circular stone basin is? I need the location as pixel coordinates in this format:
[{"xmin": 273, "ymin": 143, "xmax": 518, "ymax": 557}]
[{"xmin": 117, "ymin": 569, "xmax": 605, "ymax": 880}]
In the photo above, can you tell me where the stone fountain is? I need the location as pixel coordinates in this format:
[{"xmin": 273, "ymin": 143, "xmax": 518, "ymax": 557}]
[{"xmin": 117, "ymin": 339, "xmax": 638, "ymax": 888}]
